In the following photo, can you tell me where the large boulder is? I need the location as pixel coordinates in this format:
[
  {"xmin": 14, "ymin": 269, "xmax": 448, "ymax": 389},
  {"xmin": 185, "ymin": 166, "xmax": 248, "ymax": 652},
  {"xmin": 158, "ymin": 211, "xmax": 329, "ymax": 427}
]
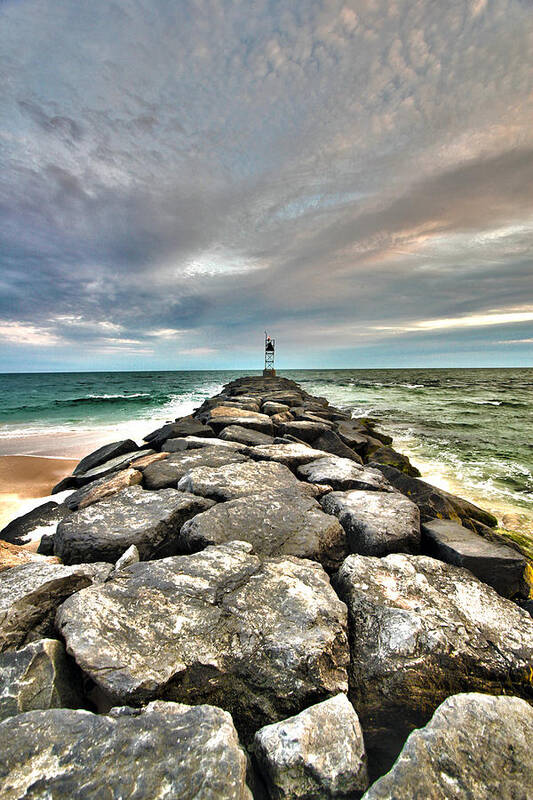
[
  {"xmin": 0, "ymin": 638, "xmax": 83, "ymax": 721},
  {"xmin": 371, "ymin": 464, "xmax": 498, "ymax": 529},
  {"xmin": 65, "ymin": 467, "xmax": 142, "ymax": 510},
  {"xmin": 0, "ymin": 562, "xmax": 111, "ymax": 652},
  {"xmin": 163, "ymin": 435, "xmax": 247, "ymax": 452},
  {"xmin": 313, "ymin": 429, "xmax": 364, "ymax": 464},
  {"xmin": 277, "ymin": 421, "xmax": 332, "ymax": 443},
  {"xmin": 219, "ymin": 425, "xmax": 275, "ymax": 446},
  {"xmin": 73, "ymin": 439, "xmax": 138, "ymax": 476},
  {"xmin": 254, "ymin": 693, "xmax": 368, "ymax": 799},
  {"xmin": 178, "ymin": 460, "xmax": 305, "ymax": 501},
  {"xmin": 368, "ymin": 446, "xmax": 421, "ymax": 476},
  {"xmin": 421, "ymin": 518, "xmax": 527, "ymax": 598},
  {"xmin": 56, "ymin": 542, "xmax": 349, "ymax": 742},
  {"xmin": 71, "ymin": 449, "xmax": 151, "ymax": 487},
  {"xmin": 244, "ymin": 443, "xmax": 328, "ymax": 470},
  {"xmin": 180, "ymin": 489, "xmax": 348, "ymax": 571},
  {"xmin": 144, "ymin": 416, "xmax": 215, "ymax": 448},
  {"xmin": 362, "ymin": 693, "xmax": 533, "ymax": 800},
  {"xmin": 205, "ymin": 407, "xmax": 274, "ymax": 435},
  {"xmin": 0, "ymin": 500, "xmax": 70, "ymax": 547},
  {"xmin": 55, "ymin": 485, "xmax": 214, "ymax": 564},
  {"xmin": 333, "ymin": 553, "xmax": 533, "ymax": 778},
  {"xmin": 297, "ymin": 456, "xmax": 393, "ymax": 492},
  {"xmin": 143, "ymin": 448, "xmax": 248, "ymax": 490},
  {"xmin": 262, "ymin": 401, "xmax": 290, "ymax": 416},
  {"xmin": 321, "ymin": 490, "xmax": 420, "ymax": 556},
  {"xmin": 0, "ymin": 701, "xmax": 252, "ymax": 800}
]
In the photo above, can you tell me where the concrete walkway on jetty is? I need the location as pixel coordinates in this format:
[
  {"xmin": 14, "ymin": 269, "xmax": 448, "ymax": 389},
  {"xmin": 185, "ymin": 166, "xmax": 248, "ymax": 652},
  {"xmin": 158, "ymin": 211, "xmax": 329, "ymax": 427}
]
[{"xmin": 0, "ymin": 375, "xmax": 532, "ymax": 799}]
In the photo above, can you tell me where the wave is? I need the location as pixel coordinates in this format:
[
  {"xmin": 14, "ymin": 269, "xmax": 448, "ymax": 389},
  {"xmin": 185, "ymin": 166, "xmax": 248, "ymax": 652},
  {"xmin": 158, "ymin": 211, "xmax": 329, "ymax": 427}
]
[{"xmin": 59, "ymin": 393, "xmax": 152, "ymax": 404}]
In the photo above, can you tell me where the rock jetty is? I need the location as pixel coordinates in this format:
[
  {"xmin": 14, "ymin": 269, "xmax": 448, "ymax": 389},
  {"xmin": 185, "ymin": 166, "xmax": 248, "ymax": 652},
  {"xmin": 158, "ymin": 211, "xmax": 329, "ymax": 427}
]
[{"xmin": 0, "ymin": 374, "xmax": 532, "ymax": 799}]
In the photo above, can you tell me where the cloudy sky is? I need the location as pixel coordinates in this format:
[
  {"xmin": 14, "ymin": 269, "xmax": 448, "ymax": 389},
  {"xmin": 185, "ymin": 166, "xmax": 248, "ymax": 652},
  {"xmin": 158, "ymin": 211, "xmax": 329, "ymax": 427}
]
[{"xmin": 1, "ymin": 0, "xmax": 532, "ymax": 371}]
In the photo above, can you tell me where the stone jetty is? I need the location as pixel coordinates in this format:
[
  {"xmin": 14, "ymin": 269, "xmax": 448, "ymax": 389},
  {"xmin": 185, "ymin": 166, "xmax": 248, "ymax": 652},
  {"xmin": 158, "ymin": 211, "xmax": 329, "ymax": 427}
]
[{"xmin": 0, "ymin": 375, "xmax": 532, "ymax": 799}]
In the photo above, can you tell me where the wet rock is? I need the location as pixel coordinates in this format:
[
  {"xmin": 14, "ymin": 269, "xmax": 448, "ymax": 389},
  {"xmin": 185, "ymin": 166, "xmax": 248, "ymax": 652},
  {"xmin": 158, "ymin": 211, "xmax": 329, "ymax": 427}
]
[
  {"xmin": 206, "ymin": 406, "xmax": 274, "ymax": 435},
  {"xmin": 334, "ymin": 553, "xmax": 533, "ymax": 778},
  {"xmin": 57, "ymin": 543, "xmax": 349, "ymax": 741},
  {"xmin": 0, "ymin": 701, "xmax": 252, "ymax": 800},
  {"xmin": 368, "ymin": 446, "xmax": 421, "ymax": 477},
  {"xmin": 143, "ymin": 448, "xmax": 248, "ymax": 489},
  {"xmin": 0, "ymin": 639, "xmax": 83, "ymax": 721},
  {"xmin": 254, "ymin": 693, "xmax": 368, "ymax": 799},
  {"xmin": 163, "ymin": 435, "xmax": 247, "ymax": 452},
  {"xmin": 321, "ymin": 490, "xmax": 420, "ymax": 556},
  {"xmin": 262, "ymin": 401, "xmax": 290, "ymax": 416},
  {"xmin": 335, "ymin": 425, "xmax": 372, "ymax": 457},
  {"xmin": 297, "ymin": 456, "xmax": 393, "ymax": 492},
  {"xmin": 313, "ymin": 429, "xmax": 364, "ymax": 464},
  {"xmin": 178, "ymin": 460, "xmax": 305, "ymax": 501},
  {"xmin": 73, "ymin": 439, "xmax": 138, "ymax": 476},
  {"xmin": 180, "ymin": 490, "xmax": 348, "ymax": 570},
  {"xmin": 73, "ymin": 449, "xmax": 151, "ymax": 487},
  {"xmin": 422, "ymin": 518, "xmax": 526, "ymax": 598},
  {"xmin": 219, "ymin": 425, "xmax": 275, "ymax": 446},
  {"xmin": 0, "ymin": 561, "xmax": 111, "ymax": 652},
  {"xmin": 144, "ymin": 416, "xmax": 215, "ymax": 449},
  {"xmin": 0, "ymin": 501, "xmax": 70, "ymax": 547},
  {"xmin": 278, "ymin": 421, "xmax": 332, "ymax": 443},
  {"xmin": 244, "ymin": 443, "xmax": 328, "ymax": 470},
  {"xmin": 362, "ymin": 693, "xmax": 533, "ymax": 800},
  {"xmin": 65, "ymin": 468, "xmax": 142, "ymax": 510},
  {"xmin": 371, "ymin": 464, "xmax": 498, "ymax": 528},
  {"xmin": 55, "ymin": 485, "xmax": 215, "ymax": 564},
  {"xmin": 113, "ymin": 544, "xmax": 140, "ymax": 571},
  {"xmin": 0, "ymin": 540, "xmax": 59, "ymax": 572}
]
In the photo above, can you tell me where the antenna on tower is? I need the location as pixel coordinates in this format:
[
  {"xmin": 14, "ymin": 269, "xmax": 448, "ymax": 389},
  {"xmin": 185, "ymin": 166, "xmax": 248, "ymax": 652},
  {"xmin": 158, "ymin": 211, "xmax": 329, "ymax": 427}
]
[{"xmin": 263, "ymin": 331, "xmax": 276, "ymax": 376}]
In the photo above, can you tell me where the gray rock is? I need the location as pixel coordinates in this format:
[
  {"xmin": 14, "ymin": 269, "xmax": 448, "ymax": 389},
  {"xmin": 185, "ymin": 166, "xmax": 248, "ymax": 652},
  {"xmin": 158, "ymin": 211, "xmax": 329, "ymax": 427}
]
[
  {"xmin": 0, "ymin": 562, "xmax": 111, "ymax": 652},
  {"xmin": 0, "ymin": 639, "xmax": 83, "ymax": 721},
  {"xmin": 262, "ymin": 401, "xmax": 290, "ymax": 416},
  {"xmin": 163, "ymin": 435, "xmax": 247, "ymax": 452},
  {"xmin": 219, "ymin": 425, "xmax": 275, "ymax": 446},
  {"xmin": 255, "ymin": 693, "xmax": 368, "ymax": 799},
  {"xmin": 368, "ymin": 446, "xmax": 421, "ymax": 477},
  {"xmin": 278, "ymin": 421, "xmax": 332, "ymax": 443},
  {"xmin": 244, "ymin": 443, "xmax": 328, "ymax": 470},
  {"xmin": 333, "ymin": 553, "xmax": 533, "ymax": 778},
  {"xmin": 144, "ymin": 416, "xmax": 215, "ymax": 448},
  {"xmin": 180, "ymin": 490, "xmax": 348, "ymax": 571},
  {"xmin": 0, "ymin": 701, "xmax": 252, "ymax": 800},
  {"xmin": 421, "ymin": 518, "xmax": 526, "ymax": 598},
  {"xmin": 178, "ymin": 460, "xmax": 305, "ymax": 501},
  {"xmin": 143, "ymin": 447, "xmax": 248, "ymax": 489},
  {"xmin": 362, "ymin": 693, "xmax": 533, "ymax": 800},
  {"xmin": 113, "ymin": 544, "xmax": 140, "ymax": 571},
  {"xmin": 297, "ymin": 456, "xmax": 393, "ymax": 492},
  {"xmin": 57, "ymin": 543, "xmax": 349, "ymax": 742},
  {"xmin": 65, "ymin": 467, "xmax": 142, "ymax": 510},
  {"xmin": 55, "ymin": 485, "xmax": 215, "ymax": 564},
  {"xmin": 321, "ymin": 490, "xmax": 420, "ymax": 556},
  {"xmin": 73, "ymin": 439, "xmax": 138, "ymax": 476},
  {"xmin": 0, "ymin": 501, "xmax": 70, "ymax": 547},
  {"xmin": 313, "ymin": 429, "xmax": 364, "ymax": 464},
  {"xmin": 73, "ymin": 449, "xmax": 152, "ymax": 487},
  {"xmin": 206, "ymin": 406, "xmax": 274, "ymax": 435}
]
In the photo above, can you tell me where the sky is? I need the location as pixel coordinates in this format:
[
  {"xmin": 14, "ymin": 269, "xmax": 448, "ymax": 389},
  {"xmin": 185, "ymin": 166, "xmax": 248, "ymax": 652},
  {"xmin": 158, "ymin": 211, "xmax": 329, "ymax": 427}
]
[{"xmin": 0, "ymin": 0, "xmax": 532, "ymax": 372}]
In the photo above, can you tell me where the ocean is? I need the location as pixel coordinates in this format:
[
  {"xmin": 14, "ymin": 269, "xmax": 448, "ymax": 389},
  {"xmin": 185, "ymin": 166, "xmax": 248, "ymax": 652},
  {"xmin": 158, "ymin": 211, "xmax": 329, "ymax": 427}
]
[{"xmin": 1, "ymin": 368, "xmax": 532, "ymax": 533}]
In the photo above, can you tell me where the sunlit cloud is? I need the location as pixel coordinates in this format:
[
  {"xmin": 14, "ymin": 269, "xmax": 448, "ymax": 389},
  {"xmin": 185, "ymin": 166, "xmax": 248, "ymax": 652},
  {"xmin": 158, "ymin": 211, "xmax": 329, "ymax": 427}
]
[
  {"xmin": 0, "ymin": 321, "xmax": 61, "ymax": 347},
  {"xmin": 375, "ymin": 309, "xmax": 533, "ymax": 333}
]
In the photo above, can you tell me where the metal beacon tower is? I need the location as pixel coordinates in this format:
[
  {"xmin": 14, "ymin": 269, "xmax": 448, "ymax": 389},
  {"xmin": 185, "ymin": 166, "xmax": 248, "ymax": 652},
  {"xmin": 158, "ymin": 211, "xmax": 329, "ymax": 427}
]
[{"xmin": 263, "ymin": 332, "xmax": 276, "ymax": 376}]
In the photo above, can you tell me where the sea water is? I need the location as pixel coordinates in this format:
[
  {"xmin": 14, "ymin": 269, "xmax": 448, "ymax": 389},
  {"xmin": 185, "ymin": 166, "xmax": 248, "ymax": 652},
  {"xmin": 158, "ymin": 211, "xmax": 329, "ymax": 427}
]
[{"xmin": 1, "ymin": 368, "xmax": 531, "ymax": 531}]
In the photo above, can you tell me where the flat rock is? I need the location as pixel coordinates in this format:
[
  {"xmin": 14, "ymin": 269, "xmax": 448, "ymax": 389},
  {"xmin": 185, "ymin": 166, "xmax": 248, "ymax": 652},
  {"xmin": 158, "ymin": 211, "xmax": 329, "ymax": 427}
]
[
  {"xmin": 262, "ymin": 401, "xmax": 290, "ymax": 415},
  {"xmin": 334, "ymin": 553, "xmax": 533, "ymax": 778},
  {"xmin": 73, "ymin": 439, "xmax": 138, "ymax": 476},
  {"xmin": 219, "ymin": 425, "xmax": 275, "ymax": 446},
  {"xmin": 0, "ymin": 638, "xmax": 83, "ymax": 721},
  {"xmin": 73, "ymin": 449, "xmax": 151, "ymax": 487},
  {"xmin": 244, "ymin": 443, "xmax": 328, "ymax": 470},
  {"xmin": 65, "ymin": 467, "xmax": 142, "ymax": 511},
  {"xmin": 163, "ymin": 435, "xmax": 247, "ymax": 452},
  {"xmin": 278, "ymin": 421, "xmax": 332, "ymax": 443},
  {"xmin": 297, "ymin": 456, "xmax": 393, "ymax": 492},
  {"xmin": 0, "ymin": 701, "xmax": 251, "ymax": 800},
  {"xmin": 371, "ymin": 464, "xmax": 498, "ymax": 528},
  {"xmin": 180, "ymin": 489, "xmax": 348, "ymax": 571},
  {"xmin": 362, "ymin": 693, "xmax": 533, "ymax": 800},
  {"xmin": 0, "ymin": 561, "xmax": 111, "ymax": 652},
  {"xmin": 321, "ymin": 490, "xmax": 420, "ymax": 556},
  {"xmin": 0, "ymin": 540, "xmax": 60, "ymax": 573},
  {"xmin": 57, "ymin": 542, "xmax": 349, "ymax": 742},
  {"xmin": 0, "ymin": 501, "xmax": 70, "ymax": 547},
  {"xmin": 313, "ymin": 429, "xmax": 364, "ymax": 463},
  {"xmin": 254, "ymin": 693, "xmax": 368, "ymax": 799},
  {"xmin": 206, "ymin": 406, "xmax": 274, "ymax": 435},
  {"xmin": 55, "ymin": 485, "xmax": 215, "ymax": 564},
  {"xmin": 129, "ymin": 451, "xmax": 169, "ymax": 469},
  {"xmin": 143, "ymin": 448, "xmax": 248, "ymax": 489},
  {"xmin": 422, "ymin": 518, "xmax": 526, "ymax": 598},
  {"xmin": 178, "ymin": 460, "xmax": 305, "ymax": 501},
  {"xmin": 144, "ymin": 416, "xmax": 215, "ymax": 448}
]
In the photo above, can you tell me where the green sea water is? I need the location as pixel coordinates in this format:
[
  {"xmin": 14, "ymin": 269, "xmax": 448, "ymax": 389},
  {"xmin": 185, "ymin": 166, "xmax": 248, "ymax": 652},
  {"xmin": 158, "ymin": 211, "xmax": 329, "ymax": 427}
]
[{"xmin": 1, "ymin": 368, "xmax": 531, "ymax": 531}]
